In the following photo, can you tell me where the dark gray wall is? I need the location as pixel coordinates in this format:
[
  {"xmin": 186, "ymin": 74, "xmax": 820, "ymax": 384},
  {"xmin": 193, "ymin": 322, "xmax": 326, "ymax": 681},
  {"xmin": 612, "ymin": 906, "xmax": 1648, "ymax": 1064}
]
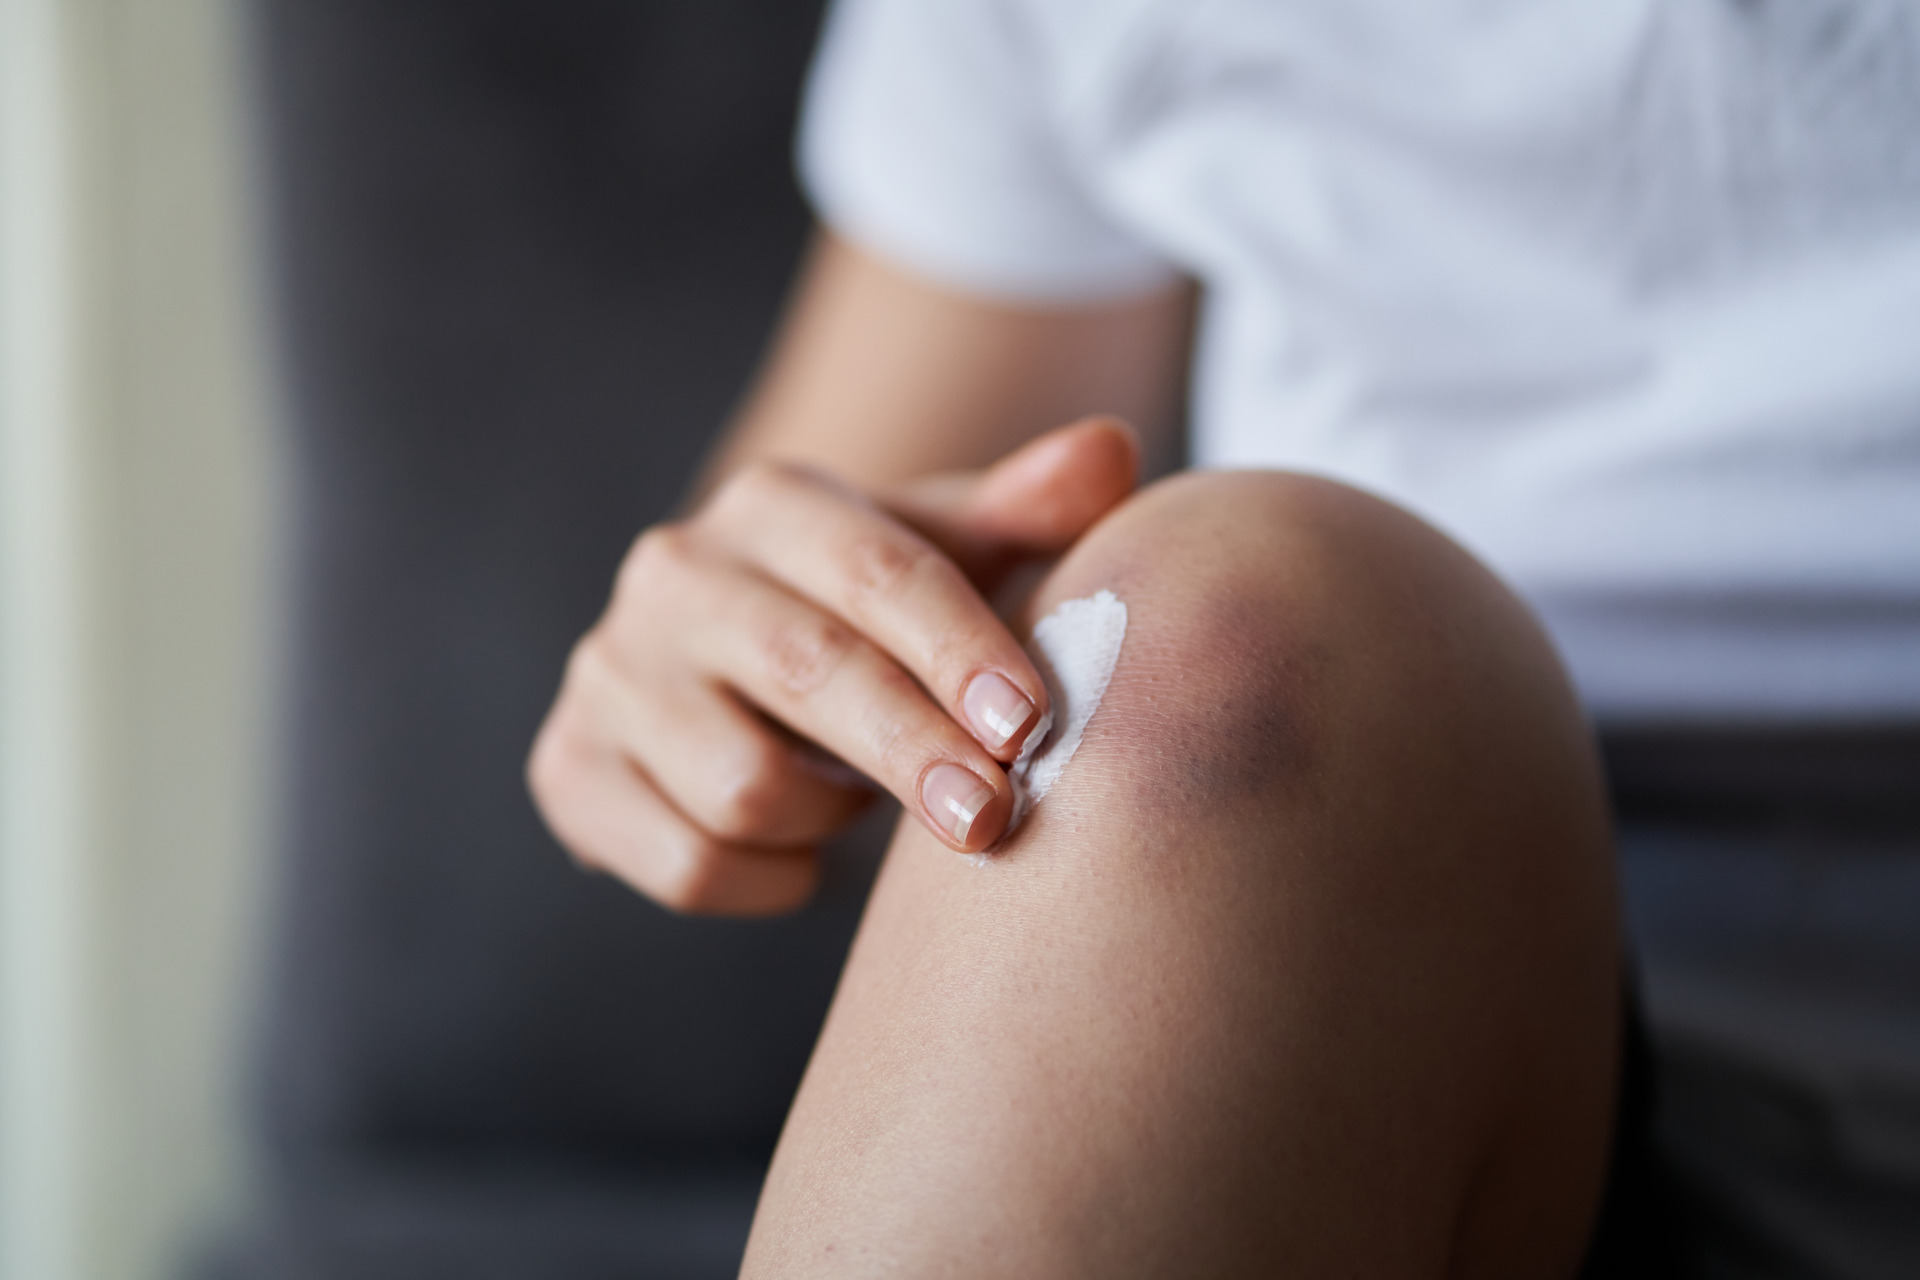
[{"xmin": 223, "ymin": 3, "xmax": 879, "ymax": 1275}]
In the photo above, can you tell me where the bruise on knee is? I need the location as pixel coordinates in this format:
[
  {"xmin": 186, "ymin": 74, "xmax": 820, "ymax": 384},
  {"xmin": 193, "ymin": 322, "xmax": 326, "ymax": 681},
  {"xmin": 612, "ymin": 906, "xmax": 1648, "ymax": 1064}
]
[
  {"xmin": 1001, "ymin": 468, "xmax": 1475, "ymax": 850},
  {"xmin": 1029, "ymin": 560, "xmax": 1334, "ymax": 832}
]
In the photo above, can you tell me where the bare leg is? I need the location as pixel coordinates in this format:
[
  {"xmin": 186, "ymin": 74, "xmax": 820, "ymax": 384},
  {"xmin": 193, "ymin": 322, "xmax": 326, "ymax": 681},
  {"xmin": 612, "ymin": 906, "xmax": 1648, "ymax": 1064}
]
[{"xmin": 742, "ymin": 472, "xmax": 1621, "ymax": 1278}]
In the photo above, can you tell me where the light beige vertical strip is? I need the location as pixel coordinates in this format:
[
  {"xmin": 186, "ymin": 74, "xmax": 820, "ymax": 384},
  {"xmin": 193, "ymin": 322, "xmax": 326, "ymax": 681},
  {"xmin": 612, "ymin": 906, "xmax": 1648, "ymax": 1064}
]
[
  {"xmin": 4, "ymin": 0, "xmax": 276, "ymax": 1276},
  {"xmin": 0, "ymin": 1, "xmax": 91, "ymax": 1278},
  {"xmin": 81, "ymin": 0, "xmax": 277, "ymax": 1272}
]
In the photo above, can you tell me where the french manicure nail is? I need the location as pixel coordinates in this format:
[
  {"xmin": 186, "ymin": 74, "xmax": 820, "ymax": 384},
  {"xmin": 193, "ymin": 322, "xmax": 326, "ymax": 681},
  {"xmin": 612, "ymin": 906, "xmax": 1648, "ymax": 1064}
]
[
  {"xmin": 963, "ymin": 671, "xmax": 1035, "ymax": 750},
  {"xmin": 922, "ymin": 763, "xmax": 996, "ymax": 846}
]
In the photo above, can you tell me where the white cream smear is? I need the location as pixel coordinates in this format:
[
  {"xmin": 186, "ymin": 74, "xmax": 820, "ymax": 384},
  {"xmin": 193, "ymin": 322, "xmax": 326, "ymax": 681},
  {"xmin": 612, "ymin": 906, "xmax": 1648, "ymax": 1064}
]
[{"xmin": 999, "ymin": 589, "xmax": 1128, "ymax": 840}]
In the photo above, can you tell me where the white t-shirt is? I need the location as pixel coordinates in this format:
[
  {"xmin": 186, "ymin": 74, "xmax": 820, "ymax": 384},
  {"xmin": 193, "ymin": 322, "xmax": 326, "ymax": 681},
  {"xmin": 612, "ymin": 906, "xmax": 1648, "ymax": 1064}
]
[{"xmin": 799, "ymin": 0, "xmax": 1920, "ymax": 723}]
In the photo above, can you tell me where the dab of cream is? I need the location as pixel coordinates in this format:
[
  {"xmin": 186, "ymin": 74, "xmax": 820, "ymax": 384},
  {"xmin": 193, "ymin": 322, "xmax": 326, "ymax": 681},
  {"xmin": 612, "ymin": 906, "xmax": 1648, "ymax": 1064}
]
[{"xmin": 1001, "ymin": 589, "xmax": 1128, "ymax": 837}]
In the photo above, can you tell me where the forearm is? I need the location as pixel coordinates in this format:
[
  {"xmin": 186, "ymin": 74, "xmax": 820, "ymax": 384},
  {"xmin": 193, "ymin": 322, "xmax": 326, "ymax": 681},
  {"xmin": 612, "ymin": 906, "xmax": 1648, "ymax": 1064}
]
[{"xmin": 698, "ymin": 231, "xmax": 1195, "ymax": 494}]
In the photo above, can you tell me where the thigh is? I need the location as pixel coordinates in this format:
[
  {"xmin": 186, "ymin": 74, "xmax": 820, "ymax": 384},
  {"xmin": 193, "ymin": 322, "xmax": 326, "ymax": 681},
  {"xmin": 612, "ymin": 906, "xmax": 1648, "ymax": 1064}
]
[{"xmin": 743, "ymin": 472, "xmax": 1622, "ymax": 1278}]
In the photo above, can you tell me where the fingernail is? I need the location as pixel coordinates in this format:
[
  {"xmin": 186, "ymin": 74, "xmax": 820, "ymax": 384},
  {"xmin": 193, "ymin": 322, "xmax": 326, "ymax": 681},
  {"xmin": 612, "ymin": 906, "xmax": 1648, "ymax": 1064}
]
[
  {"xmin": 922, "ymin": 764, "xmax": 996, "ymax": 846},
  {"xmin": 963, "ymin": 672, "xmax": 1035, "ymax": 750}
]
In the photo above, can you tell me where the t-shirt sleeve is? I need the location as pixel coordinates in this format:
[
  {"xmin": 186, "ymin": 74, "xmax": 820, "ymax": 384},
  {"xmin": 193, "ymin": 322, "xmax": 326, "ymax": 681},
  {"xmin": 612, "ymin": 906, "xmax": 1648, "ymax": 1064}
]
[{"xmin": 798, "ymin": 0, "xmax": 1179, "ymax": 303}]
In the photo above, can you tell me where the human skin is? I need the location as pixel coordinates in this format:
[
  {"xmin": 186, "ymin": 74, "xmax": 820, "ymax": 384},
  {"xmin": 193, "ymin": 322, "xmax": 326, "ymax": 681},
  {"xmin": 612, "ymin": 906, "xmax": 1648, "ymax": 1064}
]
[
  {"xmin": 528, "ymin": 234, "xmax": 1193, "ymax": 909},
  {"xmin": 740, "ymin": 472, "xmax": 1621, "ymax": 1276},
  {"xmin": 527, "ymin": 233, "xmax": 1621, "ymax": 1273}
]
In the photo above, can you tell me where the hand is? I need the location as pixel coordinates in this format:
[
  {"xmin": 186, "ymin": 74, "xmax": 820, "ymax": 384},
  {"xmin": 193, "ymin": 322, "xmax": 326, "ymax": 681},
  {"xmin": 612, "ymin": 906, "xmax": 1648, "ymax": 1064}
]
[{"xmin": 527, "ymin": 417, "xmax": 1140, "ymax": 915}]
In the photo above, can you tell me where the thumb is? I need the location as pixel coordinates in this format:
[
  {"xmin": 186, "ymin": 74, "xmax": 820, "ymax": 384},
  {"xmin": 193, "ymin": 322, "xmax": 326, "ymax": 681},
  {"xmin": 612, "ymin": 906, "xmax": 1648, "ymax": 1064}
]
[
  {"xmin": 965, "ymin": 415, "xmax": 1142, "ymax": 549},
  {"xmin": 891, "ymin": 416, "xmax": 1141, "ymax": 576}
]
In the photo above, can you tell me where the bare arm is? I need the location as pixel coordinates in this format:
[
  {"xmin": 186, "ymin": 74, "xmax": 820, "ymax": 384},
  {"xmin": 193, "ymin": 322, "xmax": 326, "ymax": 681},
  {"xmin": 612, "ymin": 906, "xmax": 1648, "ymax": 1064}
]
[{"xmin": 705, "ymin": 231, "xmax": 1195, "ymax": 489}]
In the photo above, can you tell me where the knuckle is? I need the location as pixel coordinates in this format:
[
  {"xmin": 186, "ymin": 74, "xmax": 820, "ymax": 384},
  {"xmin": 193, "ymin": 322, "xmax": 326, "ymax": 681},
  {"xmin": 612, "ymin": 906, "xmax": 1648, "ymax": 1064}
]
[
  {"xmin": 526, "ymin": 683, "xmax": 603, "ymax": 803},
  {"xmin": 616, "ymin": 523, "xmax": 692, "ymax": 601},
  {"xmin": 524, "ymin": 732, "xmax": 614, "ymax": 872},
  {"xmin": 652, "ymin": 831, "xmax": 729, "ymax": 913},
  {"xmin": 867, "ymin": 700, "xmax": 921, "ymax": 780},
  {"xmin": 524, "ymin": 718, "xmax": 570, "ymax": 808},
  {"xmin": 711, "ymin": 459, "xmax": 798, "ymax": 520},
  {"xmin": 704, "ymin": 739, "xmax": 788, "ymax": 840},
  {"xmin": 561, "ymin": 631, "xmax": 606, "ymax": 689},
  {"xmin": 711, "ymin": 458, "xmax": 853, "ymax": 529},
  {"xmin": 841, "ymin": 533, "xmax": 927, "ymax": 598},
  {"xmin": 560, "ymin": 630, "xmax": 634, "ymax": 713},
  {"xmin": 762, "ymin": 615, "xmax": 855, "ymax": 696}
]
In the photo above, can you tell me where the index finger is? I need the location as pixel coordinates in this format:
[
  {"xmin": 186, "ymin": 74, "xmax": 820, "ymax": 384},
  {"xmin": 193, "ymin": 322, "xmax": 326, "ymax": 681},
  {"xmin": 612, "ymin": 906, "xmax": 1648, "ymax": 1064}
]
[{"xmin": 705, "ymin": 463, "xmax": 1048, "ymax": 761}]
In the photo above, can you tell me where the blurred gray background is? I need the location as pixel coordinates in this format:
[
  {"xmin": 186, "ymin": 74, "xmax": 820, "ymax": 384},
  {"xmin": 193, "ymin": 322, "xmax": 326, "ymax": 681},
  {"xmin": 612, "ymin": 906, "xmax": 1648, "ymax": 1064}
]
[{"xmin": 225, "ymin": 1, "xmax": 891, "ymax": 1276}]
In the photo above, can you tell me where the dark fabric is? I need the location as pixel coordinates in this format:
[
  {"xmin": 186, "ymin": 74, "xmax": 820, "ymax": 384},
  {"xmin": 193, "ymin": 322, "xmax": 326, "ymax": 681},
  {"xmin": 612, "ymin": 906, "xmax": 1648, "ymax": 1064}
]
[
  {"xmin": 1605, "ymin": 727, "xmax": 1920, "ymax": 1279},
  {"xmin": 1648, "ymin": 1028, "xmax": 1920, "ymax": 1280},
  {"xmin": 222, "ymin": 2, "xmax": 848, "ymax": 1275},
  {"xmin": 1602, "ymin": 726, "xmax": 1920, "ymax": 834},
  {"xmin": 1581, "ymin": 975, "xmax": 1688, "ymax": 1279}
]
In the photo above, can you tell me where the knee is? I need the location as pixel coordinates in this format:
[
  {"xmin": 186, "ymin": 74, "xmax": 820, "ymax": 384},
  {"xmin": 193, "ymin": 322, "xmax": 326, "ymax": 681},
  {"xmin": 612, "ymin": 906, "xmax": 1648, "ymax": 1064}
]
[{"xmin": 1016, "ymin": 469, "xmax": 1611, "ymax": 887}]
